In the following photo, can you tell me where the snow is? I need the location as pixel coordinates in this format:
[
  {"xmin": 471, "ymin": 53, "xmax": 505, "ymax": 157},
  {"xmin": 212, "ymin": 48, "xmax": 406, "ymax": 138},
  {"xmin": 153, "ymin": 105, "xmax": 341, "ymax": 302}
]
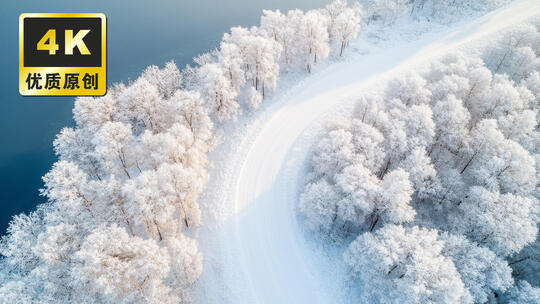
[{"xmin": 195, "ymin": 1, "xmax": 540, "ymax": 303}]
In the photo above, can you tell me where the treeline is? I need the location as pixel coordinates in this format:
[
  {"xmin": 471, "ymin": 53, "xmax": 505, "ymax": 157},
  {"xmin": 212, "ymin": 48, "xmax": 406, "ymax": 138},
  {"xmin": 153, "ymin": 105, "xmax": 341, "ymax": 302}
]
[
  {"xmin": 0, "ymin": 1, "xmax": 364, "ymax": 303},
  {"xmin": 0, "ymin": 63, "xmax": 210, "ymax": 303},
  {"xmin": 300, "ymin": 20, "xmax": 540, "ymax": 303},
  {"xmin": 183, "ymin": 0, "xmax": 363, "ymax": 121},
  {"xmin": 361, "ymin": 0, "xmax": 512, "ymax": 24}
]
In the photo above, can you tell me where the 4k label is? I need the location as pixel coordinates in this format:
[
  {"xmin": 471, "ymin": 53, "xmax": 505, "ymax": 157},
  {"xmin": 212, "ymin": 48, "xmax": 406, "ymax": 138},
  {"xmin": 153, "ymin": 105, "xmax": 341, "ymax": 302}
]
[{"xmin": 19, "ymin": 13, "xmax": 107, "ymax": 96}]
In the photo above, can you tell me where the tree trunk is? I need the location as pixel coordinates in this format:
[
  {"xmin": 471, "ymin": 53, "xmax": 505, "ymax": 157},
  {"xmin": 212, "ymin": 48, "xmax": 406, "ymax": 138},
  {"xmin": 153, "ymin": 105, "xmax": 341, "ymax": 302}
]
[
  {"xmin": 508, "ymin": 256, "xmax": 530, "ymax": 265},
  {"xmin": 379, "ymin": 159, "xmax": 390, "ymax": 179},
  {"xmin": 369, "ymin": 214, "xmax": 380, "ymax": 232},
  {"xmin": 387, "ymin": 264, "xmax": 398, "ymax": 275},
  {"xmin": 121, "ymin": 207, "xmax": 135, "ymax": 236},
  {"xmin": 460, "ymin": 151, "xmax": 477, "ymax": 174},
  {"xmin": 153, "ymin": 219, "xmax": 163, "ymax": 241}
]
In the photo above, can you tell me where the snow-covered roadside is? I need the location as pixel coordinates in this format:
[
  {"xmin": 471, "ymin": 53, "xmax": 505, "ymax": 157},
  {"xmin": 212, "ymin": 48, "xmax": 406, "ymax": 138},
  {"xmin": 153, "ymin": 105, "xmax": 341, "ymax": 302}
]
[{"xmin": 195, "ymin": 1, "xmax": 540, "ymax": 303}]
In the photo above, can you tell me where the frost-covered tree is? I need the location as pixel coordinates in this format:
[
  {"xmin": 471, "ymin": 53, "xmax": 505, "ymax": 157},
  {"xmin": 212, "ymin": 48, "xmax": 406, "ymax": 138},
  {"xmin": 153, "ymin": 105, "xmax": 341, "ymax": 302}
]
[
  {"xmin": 261, "ymin": 9, "xmax": 297, "ymax": 70},
  {"xmin": 217, "ymin": 41, "xmax": 246, "ymax": 92},
  {"xmin": 363, "ymin": 0, "xmax": 402, "ymax": 24},
  {"xmin": 349, "ymin": 119, "xmax": 386, "ymax": 171},
  {"xmin": 385, "ymin": 72, "xmax": 432, "ymax": 106},
  {"xmin": 324, "ymin": 0, "xmax": 348, "ymax": 33},
  {"xmin": 198, "ymin": 63, "xmax": 240, "ymax": 121},
  {"xmin": 141, "ymin": 61, "xmax": 183, "ymax": 99},
  {"xmin": 223, "ymin": 26, "xmax": 281, "ymax": 102},
  {"xmin": 431, "ymin": 94, "xmax": 470, "ymax": 154},
  {"xmin": 440, "ymin": 233, "xmax": 513, "ymax": 303},
  {"xmin": 324, "ymin": 0, "xmax": 363, "ymax": 56},
  {"xmin": 72, "ymin": 224, "xmax": 174, "ymax": 304},
  {"xmin": 301, "ymin": 20, "xmax": 540, "ymax": 302},
  {"xmin": 400, "ymin": 147, "xmax": 438, "ymax": 199},
  {"xmin": 362, "ymin": 0, "xmax": 513, "ymax": 25},
  {"xmin": 299, "ymin": 179, "xmax": 341, "ymax": 232},
  {"xmin": 500, "ymin": 280, "xmax": 540, "ymax": 304},
  {"xmin": 452, "ymin": 186, "xmax": 537, "ymax": 257},
  {"xmin": 300, "ymin": 10, "xmax": 330, "ymax": 73},
  {"xmin": 334, "ymin": 164, "xmax": 380, "ymax": 228},
  {"xmin": 484, "ymin": 24, "xmax": 540, "ymax": 81},
  {"xmin": 369, "ymin": 168, "xmax": 415, "ymax": 230},
  {"xmin": 344, "ymin": 225, "xmax": 468, "ymax": 304},
  {"xmin": 0, "ymin": 62, "xmax": 213, "ymax": 302},
  {"xmin": 508, "ymin": 231, "xmax": 540, "ymax": 288},
  {"xmin": 311, "ymin": 124, "xmax": 357, "ymax": 178}
]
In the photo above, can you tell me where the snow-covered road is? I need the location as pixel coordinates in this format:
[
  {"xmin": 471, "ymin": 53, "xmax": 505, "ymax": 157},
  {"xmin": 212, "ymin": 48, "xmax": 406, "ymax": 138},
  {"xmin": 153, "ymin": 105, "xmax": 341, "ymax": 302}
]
[{"xmin": 196, "ymin": 1, "xmax": 540, "ymax": 303}]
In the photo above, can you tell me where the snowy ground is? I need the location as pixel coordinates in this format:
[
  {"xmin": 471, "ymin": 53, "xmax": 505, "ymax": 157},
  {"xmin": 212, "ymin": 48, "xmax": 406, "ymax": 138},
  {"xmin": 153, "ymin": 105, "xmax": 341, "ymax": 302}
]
[{"xmin": 194, "ymin": 1, "xmax": 540, "ymax": 303}]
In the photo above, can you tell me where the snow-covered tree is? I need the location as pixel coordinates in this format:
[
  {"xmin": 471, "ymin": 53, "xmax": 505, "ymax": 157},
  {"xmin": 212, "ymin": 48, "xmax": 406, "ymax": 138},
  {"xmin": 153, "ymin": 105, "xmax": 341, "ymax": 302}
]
[
  {"xmin": 324, "ymin": 0, "xmax": 363, "ymax": 56},
  {"xmin": 453, "ymin": 186, "xmax": 537, "ymax": 257},
  {"xmin": 261, "ymin": 9, "xmax": 297, "ymax": 70},
  {"xmin": 370, "ymin": 168, "xmax": 415, "ymax": 230},
  {"xmin": 223, "ymin": 26, "xmax": 281, "ymax": 102},
  {"xmin": 362, "ymin": 0, "xmax": 513, "ymax": 25},
  {"xmin": 241, "ymin": 85, "xmax": 263, "ymax": 110},
  {"xmin": 334, "ymin": 163, "xmax": 381, "ymax": 228},
  {"xmin": 508, "ymin": 233, "xmax": 540, "ymax": 288},
  {"xmin": 431, "ymin": 94, "xmax": 470, "ymax": 154},
  {"xmin": 349, "ymin": 119, "xmax": 386, "ymax": 172},
  {"xmin": 217, "ymin": 42, "xmax": 245, "ymax": 92},
  {"xmin": 385, "ymin": 72, "xmax": 432, "ymax": 106},
  {"xmin": 311, "ymin": 125, "xmax": 357, "ymax": 178},
  {"xmin": 344, "ymin": 225, "xmax": 468, "ymax": 304},
  {"xmin": 484, "ymin": 24, "xmax": 540, "ymax": 81},
  {"xmin": 440, "ymin": 233, "xmax": 513, "ymax": 303},
  {"xmin": 301, "ymin": 20, "xmax": 540, "ymax": 301},
  {"xmin": 500, "ymin": 280, "xmax": 540, "ymax": 304},
  {"xmin": 324, "ymin": 0, "xmax": 348, "ymax": 33},
  {"xmin": 198, "ymin": 63, "xmax": 240, "ymax": 121},
  {"xmin": 400, "ymin": 147, "xmax": 438, "ymax": 199},
  {"xmin": 72, "ymin": 224, "xmax": 175, "ymax": 303},
  {"xmin": 0, "ymin": 62, "xmax": 212, "ymax": 302},
  {"xmin": 299, "ymin": 10, "xmax": 330, "ymax": 73},
  {"xmin": 141, "ymin": 60, "xmax": 182, "ymax": 99},
  {"xmin": 363, "ymin": 0, "xmax": 402, "ymax": 24},
  {"xmin": 299, "ymin": 179, "xmax": 341, "ymax": 232}
]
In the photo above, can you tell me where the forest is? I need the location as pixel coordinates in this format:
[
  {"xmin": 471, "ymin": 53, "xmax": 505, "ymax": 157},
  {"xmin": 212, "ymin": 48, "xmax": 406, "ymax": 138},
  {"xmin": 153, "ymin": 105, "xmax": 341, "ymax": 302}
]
[
  {"xmin": 300, "ymin": 19, "xmax": 540, "ymax": 303},
  {"xmin": 1, "ymin": 0, "xmax": 538, "ymax": 303}
]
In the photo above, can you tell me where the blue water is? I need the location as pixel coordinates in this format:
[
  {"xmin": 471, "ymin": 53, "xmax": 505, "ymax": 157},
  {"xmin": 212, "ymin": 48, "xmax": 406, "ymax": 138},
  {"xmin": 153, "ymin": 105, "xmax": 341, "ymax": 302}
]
[{"xmin": 0, "ymin": 0, "xmax": 328, "ymax": 234}]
